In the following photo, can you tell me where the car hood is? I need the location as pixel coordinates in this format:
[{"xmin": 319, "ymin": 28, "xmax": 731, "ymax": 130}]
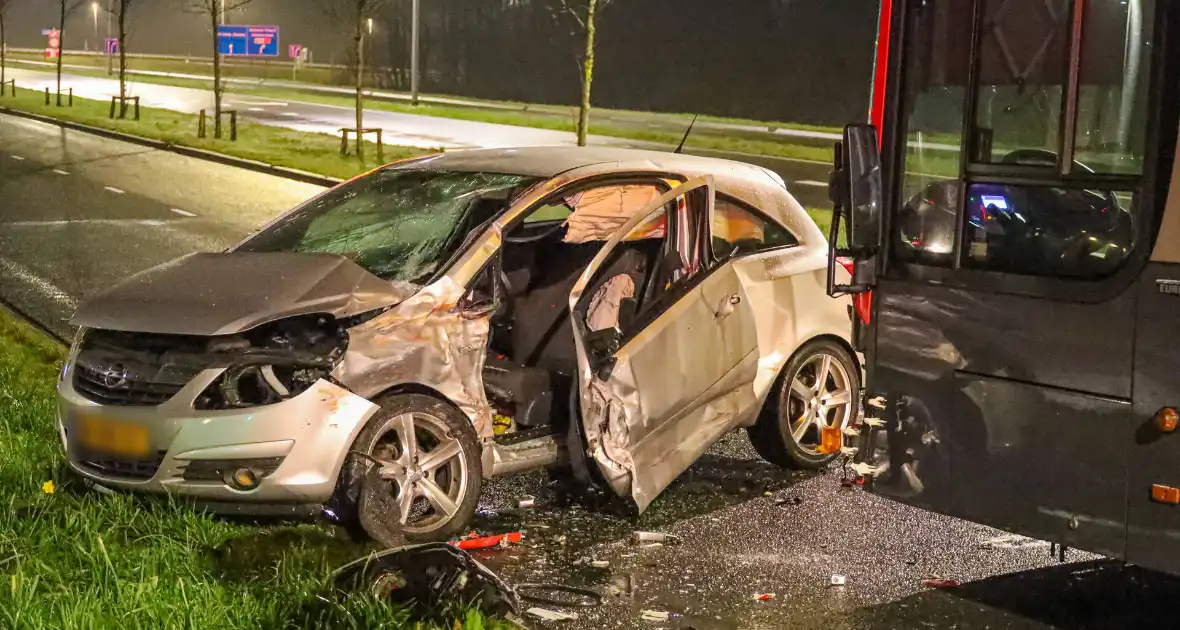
[{"xmin": 70, "ymin": 252, "xmax": 417, "ymax": 336}]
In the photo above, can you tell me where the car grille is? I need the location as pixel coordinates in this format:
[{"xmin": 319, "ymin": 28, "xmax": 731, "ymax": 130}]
[
  {"xmin": 72, "ymin": 330, "xmax": 209, "ymax": 407},
  {"xmin": 77, "ymin": 451, "xmax": 168, "ymax": 481},
  {"xmin": 73, "ymin": 364, "xmax": 186, "ymax": 406}
]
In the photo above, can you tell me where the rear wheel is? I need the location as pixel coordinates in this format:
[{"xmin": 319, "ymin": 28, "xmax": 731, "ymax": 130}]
[
  {"xmin": 748, "ymin": 339, "xmax": 860, "ymax": 470},
  {"xmin": 342, "ymin": 394, "xmax": 482, "ymax": 543}
]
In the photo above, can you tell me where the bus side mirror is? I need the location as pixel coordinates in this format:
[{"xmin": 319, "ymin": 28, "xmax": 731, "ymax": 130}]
[{"xmin": 835, "ymin": 124, "xmax": 884, "ymax": 253}]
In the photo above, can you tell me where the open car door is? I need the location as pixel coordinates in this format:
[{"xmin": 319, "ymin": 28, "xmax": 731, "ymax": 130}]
[{"xmin": 568, "ymin": 176, "xmax": 751, "ymax": 511}]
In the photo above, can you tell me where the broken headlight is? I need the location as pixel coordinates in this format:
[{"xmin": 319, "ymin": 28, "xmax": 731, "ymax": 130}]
[{"xmin": 194, "ymin": 315, "xmax": 349, "ymax": 410}]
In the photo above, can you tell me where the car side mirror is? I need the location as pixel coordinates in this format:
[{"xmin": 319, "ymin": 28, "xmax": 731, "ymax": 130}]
[{"xmin": 585, "ymin": 327, "xmax": 622, "ymax": 381}]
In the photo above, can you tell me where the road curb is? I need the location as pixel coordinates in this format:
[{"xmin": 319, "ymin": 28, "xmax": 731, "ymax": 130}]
[
  {"xmin": 0, "ymin": 297, "xmax": 67, "ymax": 347},
  {"xmin": 0, "ymin": 107, "xmax": 342, "ymax": 189}
]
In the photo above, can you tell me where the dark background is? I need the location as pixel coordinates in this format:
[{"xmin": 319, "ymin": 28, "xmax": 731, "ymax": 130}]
[{"xmin": 4, "ymin": 0, "xmax": 880, "ymax": 125}]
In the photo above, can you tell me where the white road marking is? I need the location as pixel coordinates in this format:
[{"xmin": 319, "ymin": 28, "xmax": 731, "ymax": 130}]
[
  {"xmin": 279, "ymin": 112, "xmax": 302, "ymax": 118},
  {"xmin": 5, "ymin": 219, "xmax": 167, "ymax": 227},
  {"xmin": 52, "ymin": 168, "xmax": 70, "ymax": 176},
  {"xmin": 170, "ymin": 208, "xmax": 196, "ymax": 217},
  {"xmin": 796, "ymin": 180, "xmax": 828, "ymax": 187},
  {"xmin": 10, "ymin": 155, "xmax": 25, "ymax": 161},
  {"xmin": 0, "ymin": 256, "xmax": 77, "ymax": 308},
  {"xmin": 247, "ymin": 108, "xmax": 265, "ymax": 112},
  {"xmin": 232, "ymin": 100, "xmax": 288, "ymax": 107},
  {"xmin": 103, "ymin": 186, "xmax": 125, "ymax": 194}
]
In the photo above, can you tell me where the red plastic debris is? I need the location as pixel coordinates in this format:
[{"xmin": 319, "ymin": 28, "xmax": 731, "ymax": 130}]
[
  {"xmin": 922, "ymin": 578, "xmax": 961, "ymax": 589},
  {"xmin": 449, "ymin": 532, "xmax": 523, "ymax": 550},
  {"xmin": 753, "ymin": 593, "xmax": 776, "ymax": 601}
]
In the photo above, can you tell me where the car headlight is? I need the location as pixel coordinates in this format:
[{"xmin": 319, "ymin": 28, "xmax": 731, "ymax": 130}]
[{"xmin": 194, "ymin": 315, "xmax": 348, "ymax": 410}]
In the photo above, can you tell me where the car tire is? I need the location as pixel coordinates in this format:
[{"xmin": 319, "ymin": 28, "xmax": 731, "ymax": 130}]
[
  {"xmin": 339, "ymin": 393, "xmax": 482, "ymax": 544},
  {"xmin": 748, "ymin": 338, "xmax": 860, "ymax": 470}
]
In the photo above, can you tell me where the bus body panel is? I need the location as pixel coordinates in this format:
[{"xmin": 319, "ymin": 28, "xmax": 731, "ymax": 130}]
[
  {"xmin": 871, "ymin": 277, "xmax": 1133, "ymax": 558},
  {"xmin": 1127, "ymin": 262, "xmax": 1180, "ymax": 573}
]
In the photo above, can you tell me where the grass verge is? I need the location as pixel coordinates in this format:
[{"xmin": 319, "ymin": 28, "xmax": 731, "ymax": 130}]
[
  {"xmin": 0, "ymin": 309, "xmax": 506, "ymax": 629},
  {"xmin": 0, "ymin": 87, "xmax": 428, "ymax": 181}
]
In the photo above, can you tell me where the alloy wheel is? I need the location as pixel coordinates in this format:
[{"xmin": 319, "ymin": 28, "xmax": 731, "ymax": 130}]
[
  {"xmin": 784, "ymin": 351, "xmax": 855, "ymax": 456},
  {"xmin": 368, "ymin": 411, "xmax": 469, "ymax": 535}
]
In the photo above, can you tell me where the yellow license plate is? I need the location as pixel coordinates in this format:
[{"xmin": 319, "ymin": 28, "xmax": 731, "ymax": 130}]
[{"xmin": 76, "ymin": 415, "xmax": 150, "ymax": 458}]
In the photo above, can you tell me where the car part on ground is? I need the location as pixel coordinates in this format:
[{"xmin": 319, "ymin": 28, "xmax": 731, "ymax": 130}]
[
  {"xmin": 748, "ymin": 338, "xmax": 861, "ymax": 470},
  {"xmin": 331, "ymin": 543, "xmax": 521, "ymax": 618}
]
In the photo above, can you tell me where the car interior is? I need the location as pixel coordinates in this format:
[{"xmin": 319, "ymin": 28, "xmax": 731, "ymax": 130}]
[{"xmin": 473, "ymin": 182, "xmax": 684, "ymax": 440}]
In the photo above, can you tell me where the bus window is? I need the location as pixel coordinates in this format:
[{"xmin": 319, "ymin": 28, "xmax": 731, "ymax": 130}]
[
  {"xmin": 960, "ymin": 183, "xmax": 1137, "ymax": 278},
  {"xmin": 971, "ymin": 0, "xmax": 1071, "ymax": 166},
  {"xmin": 1073, "ymin": 0, "xmax": 1155, "ymax": 174},
  {"xmin": 892, "ymin": 0, "xmax": 974, "ymax": 267}
]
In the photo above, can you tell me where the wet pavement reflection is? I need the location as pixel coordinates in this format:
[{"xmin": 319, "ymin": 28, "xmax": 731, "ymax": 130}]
[{"xmin": 460, "ymin": 433, "xmax": 1180, "ymax": 629}]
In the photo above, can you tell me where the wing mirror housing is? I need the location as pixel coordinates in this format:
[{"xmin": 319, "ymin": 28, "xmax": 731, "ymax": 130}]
[
  {"xmin": 585, "ymin": 327, "xmax": 622, "ymax": 381},
  {"xmin": 827, "ymin": 124, "xmax": 884, "ymax": 297}
]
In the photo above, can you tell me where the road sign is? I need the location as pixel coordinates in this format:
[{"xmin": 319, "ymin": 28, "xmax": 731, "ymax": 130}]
[
  {"xmin": 288, "ymin": 44, "xmax": 303, "ymax": 60},
  {"xmin": 46, "ymin": 29, "xmax": 60, "ymax": 59},
  {"xmin": 217, "ymin": 25, "xmax": 280, "ymax": 57},
  {"xmin": 105, "ymin": 38, "xmax": 119, "ymax": 56}
]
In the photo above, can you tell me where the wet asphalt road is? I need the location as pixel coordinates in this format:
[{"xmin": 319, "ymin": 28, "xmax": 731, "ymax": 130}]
[
  {"xmin": 0, "ymin": 114, "xmax": 323, "ymax": 337},
  {"xmin": 4, "ymin": 113, "xmax": 1180, "ymax": 629}
]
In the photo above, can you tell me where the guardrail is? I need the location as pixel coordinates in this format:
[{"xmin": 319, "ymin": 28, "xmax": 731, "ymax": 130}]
[{"xmin": 5, "ymin": 47, "xmax": 346, "ymax": 71}]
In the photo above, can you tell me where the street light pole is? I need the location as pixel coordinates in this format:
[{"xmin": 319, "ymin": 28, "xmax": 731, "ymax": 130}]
[
  {"xmin": 105, "ymin": 0, "xmax": 113, "ymax": 74},
  {"xmin": 410, "ymin": 0, "xmax": 420, "ymax": 105},
  {"xmin": 91, "ymin": 2, "xmax": 98, "ymax": 52}
]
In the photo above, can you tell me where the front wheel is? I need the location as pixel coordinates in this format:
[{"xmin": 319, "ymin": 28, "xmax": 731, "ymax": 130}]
[
  {"xmin": 341, "ymin": 394, "xmax": 482, "ymax": 543},
  {"xmin": 748, "ymin": 339, "xmax": 860, "ymax": 470}
]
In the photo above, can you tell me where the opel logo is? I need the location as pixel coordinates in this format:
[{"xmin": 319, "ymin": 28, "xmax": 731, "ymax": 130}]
[{"xmin": 100, "ymin": 363, "xmax": 130, "ymax": 389}]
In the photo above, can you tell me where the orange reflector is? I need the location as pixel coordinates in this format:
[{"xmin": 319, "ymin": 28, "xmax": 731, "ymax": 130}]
[
  {"xmin": 1156, "ymin": 407, "xmax": 1179, "ymax": 433},
  {"xmin": 1151, "ymin": 484, "xmax": 1180, "ymax": 505},
  {"xmin": 818, "ymin": 425, "xmax": 842, "ymax": 455}
]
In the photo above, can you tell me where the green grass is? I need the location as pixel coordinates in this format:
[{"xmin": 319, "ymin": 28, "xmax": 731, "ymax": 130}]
[
  {"xmin": 0, "ymin": 86, "xmax": 429, "ymax": 180},
  {"xmin": 0, "ymin": 310, "xmax": 509, "ymax": 629}
]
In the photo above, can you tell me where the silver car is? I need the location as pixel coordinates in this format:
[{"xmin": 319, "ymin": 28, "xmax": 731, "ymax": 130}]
[{"xmin": 57, "ymin": 147, "xmax": 858, "ymax": 541}]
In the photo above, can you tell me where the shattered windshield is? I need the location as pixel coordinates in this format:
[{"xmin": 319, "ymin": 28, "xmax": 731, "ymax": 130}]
[{"xmin": 237, "ymin": 169, "xmax": 540, "ymax": 284}]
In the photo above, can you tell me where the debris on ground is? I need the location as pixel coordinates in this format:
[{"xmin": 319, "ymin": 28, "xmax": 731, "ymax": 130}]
[
  {"xmin": 753, "ymin": 593, "xmax": 776, "ymax": 601},
  {"xmin": 640, "ymin": 610, "xmax": 670, "ymax": 622},
  {"xmin": 450, "ymin": 531, "xmax": 523, "ymax": 551},
  {"xmin": 830, "ymin": 574, "xmax": 847, "ymax": 586},
  {"xmin": 633, "ymin": 531, "xmax": 681, "ymax": 545},
  {"xmin": 978, "ymin": 534, "xmax": 1049, "ymax": 550},
  {"xmin": 526, "ymin": 607, "xmax": 578, "ymax": 621},
  {"xmin": 517, "ymin": 497, "xmax": 536, "ymax": 509},
  {"xmin": 589, "ymin": 560, "xmax": 610, "ymax": 569},
  {"xmin": 774, "ymin": 496, "xmax": 804, "ymax": 506},
  {"xmin": 922, "ymin": 578, "xmax": 961, "ymax": 589},
  {"xmin": 517, "ymin": 583, "xmax": 604, "ymax": 608},
  {"xmin": 332, "ymin": 543, "xmax": 520, "ymax": 617}
]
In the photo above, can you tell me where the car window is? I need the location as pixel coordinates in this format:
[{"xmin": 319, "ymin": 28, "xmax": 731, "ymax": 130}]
[
  {"xmin": 237, "ymin": 169, "xmax": 539, "ymax": 284},
  {"xmin": 712, "ymin": 195, "xmax": 798, "ymax": 261},
  {"xmin": 524, "ymin": 202, "xmax": 572, "ymax": 224}
]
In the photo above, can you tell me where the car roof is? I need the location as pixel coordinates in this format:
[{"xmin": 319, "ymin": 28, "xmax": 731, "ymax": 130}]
[{"xmin": 394, "ymin": 146, "xmax": 825, "ymax": 246}]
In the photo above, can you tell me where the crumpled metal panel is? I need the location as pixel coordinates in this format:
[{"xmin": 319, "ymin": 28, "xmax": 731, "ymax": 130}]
[{"xmin": 334, "ymin": 275, "xmax": 494, "ymax": 438}]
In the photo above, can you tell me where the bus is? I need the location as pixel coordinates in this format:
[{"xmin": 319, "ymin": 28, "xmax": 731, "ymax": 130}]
[{"xmin": 825, "ymin": 0, "xmax": 1180, "ymax": 575}]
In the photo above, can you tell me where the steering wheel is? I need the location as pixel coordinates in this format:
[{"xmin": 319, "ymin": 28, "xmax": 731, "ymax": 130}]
[{"xmin": 999, "ymin": 148, "xmax": 1119, "ymax": 208}]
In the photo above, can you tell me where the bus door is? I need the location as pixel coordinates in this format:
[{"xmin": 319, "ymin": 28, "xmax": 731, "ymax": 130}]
[{"xmin": 834, "ymin": 0, "xmax": 1174, "ymax": 559}]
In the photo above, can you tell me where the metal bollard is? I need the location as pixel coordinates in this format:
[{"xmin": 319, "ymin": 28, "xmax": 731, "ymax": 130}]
[
  {"xmin": 376, "ymin": 128, "xmax": 384, "ymax": 163},
  {"xmin": 133, "ymin": 97, "xmax": 140, "ymax": 121},
  {"xmin": 68, "ymin": 88, "xmax": 73, "ymax": 107},
  {"xmin": 229, "ymin": 110, "xmax": 237, "ymax": 141},
  {"xmin": 45, "ymin": 87, "xmax": 50, "ymax": 106},
  {"xmin": 198, "ymin": 109, "xmax": 207, "ymax": 138},
  {"xmin": 109, "ymin": 96, "xmax": 117, "ymax": 119}
]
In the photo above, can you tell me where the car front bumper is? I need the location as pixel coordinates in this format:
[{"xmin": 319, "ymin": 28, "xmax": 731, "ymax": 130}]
[{"xmin": 56, "ymin": 362, "xmax": 380, "ymax": 508}]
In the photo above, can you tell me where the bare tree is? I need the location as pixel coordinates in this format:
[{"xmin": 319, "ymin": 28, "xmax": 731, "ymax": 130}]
[
  {"xmin": 0, "ymin": 0, "xmax": 21, "ymax": 92},
  {"xmin": 556, "ymin": 0, "xmax": 613, "ymax": 146},
  {"xmin": 316, "ymin": 0, "xmax": 391, "ymax": 159},
  {"xmin": 183, "ymin": 0, "xmax": 255, "ymax": 138},
  {"xmin": 56, "ymin": 0, "xmax": 87, "ymax": 105},
  {"xmin": 103, "ymin": 0, "xmax": 141, "ymax": 114}
]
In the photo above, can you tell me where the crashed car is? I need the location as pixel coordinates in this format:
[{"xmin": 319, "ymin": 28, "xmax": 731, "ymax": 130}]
[{"xmin": 58, "ymin": 147, "xmax": 858, "ymax": 541}]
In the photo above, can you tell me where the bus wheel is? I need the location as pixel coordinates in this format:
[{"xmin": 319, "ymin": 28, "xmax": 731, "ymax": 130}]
[{"xmin": 748, "ymin": 339, "xmax": 860, "ymax": 470}]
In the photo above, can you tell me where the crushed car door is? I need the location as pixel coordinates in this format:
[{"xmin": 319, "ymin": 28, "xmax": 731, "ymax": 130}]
[{"xmin": 569, "ymin": 176, "xmax": 746, "ymax": 511}]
